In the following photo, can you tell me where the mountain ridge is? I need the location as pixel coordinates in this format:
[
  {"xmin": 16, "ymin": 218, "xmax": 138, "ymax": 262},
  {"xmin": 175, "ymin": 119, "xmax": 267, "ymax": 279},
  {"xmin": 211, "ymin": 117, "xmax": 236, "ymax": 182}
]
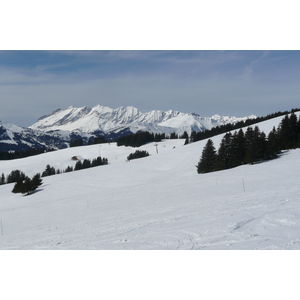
[
  {"xmin": 29, "ymin": 104, "xmax": 257, "ymax": 136},
  {"xmin": 1, "ymin": 105, "xmax": 257, "ymax": 151}
]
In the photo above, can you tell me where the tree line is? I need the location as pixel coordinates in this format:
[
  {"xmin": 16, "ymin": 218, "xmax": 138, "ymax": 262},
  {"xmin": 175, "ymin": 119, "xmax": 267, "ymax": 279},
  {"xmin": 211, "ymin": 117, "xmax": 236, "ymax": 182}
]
[
  {"xmin": 0, "ymin": 147, "xmax": 56, "ymax": 160},
  {"xmin": 116, "ymin": 131, "xmax": 190, "ymax": 148},
  {"xmin": 197, "ymin": 112, "xmax": 300, "ymax": 173},
  {"xmin": 0, "ymin": 169, "xmax": 43, "ymax": 195},
  {"xmin": 70, "ymin": 136, "xmax": 108, "ymax": 147},
  {"xmin": 191, "ymin": 108, "xmax": 300, "ymax": 143},
  {"xmin": 41, "ymin": 156, "xmax": 109, "ymax": 177},
  {"xmin": 117, "ymin": 132, "xmax": 164, "ymax": 147},
  {"xmin": 0, "ymin": 156, "xmax": 108, "ymax": 189}
]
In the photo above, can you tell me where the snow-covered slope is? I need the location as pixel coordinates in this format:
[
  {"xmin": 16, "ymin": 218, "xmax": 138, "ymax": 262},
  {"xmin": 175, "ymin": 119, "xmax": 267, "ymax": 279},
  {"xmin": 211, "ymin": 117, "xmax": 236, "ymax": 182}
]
[
  {"xmin": 1, "ymin": 113, "xmax": 300, "ymax": 250},
  {"xmin": 30, "ymin": 105, "xmax": 256, "ymax": 136}
]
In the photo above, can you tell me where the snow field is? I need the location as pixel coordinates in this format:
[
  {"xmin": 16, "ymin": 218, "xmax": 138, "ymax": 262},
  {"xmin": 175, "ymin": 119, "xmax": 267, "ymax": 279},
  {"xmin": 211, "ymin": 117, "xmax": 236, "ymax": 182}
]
[
  {"xmin": 2, "ymin": 112, "xmax": 300, "ymax": 250},
  {"xmin": 2, "ymin": 115, "xmax": 300, "ymax": 299},
  {"xmin": 1, "ymin": 127, "xmax": 300, "ymax": 250}
]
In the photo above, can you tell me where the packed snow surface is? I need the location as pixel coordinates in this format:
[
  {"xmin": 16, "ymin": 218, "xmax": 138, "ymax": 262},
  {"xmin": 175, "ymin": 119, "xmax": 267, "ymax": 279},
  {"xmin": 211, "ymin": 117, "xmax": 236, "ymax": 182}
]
[{"xmin": 1, "ymin": 114, "xmax": 300, "ymax": 249}]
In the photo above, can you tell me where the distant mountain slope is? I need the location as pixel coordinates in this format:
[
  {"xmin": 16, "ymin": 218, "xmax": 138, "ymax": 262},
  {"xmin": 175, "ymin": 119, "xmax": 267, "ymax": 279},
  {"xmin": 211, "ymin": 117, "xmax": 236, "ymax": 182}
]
[
  {"xmin": 30, "ymin": 105, "xmax": 257, "ymax": 136},
  {"xmin": 0, "ymin": 121, "xmax": 78, "ymax": 151},
  {"xmin": 1, "ymin": 105, "xmax": 256, "ymax": 151}
]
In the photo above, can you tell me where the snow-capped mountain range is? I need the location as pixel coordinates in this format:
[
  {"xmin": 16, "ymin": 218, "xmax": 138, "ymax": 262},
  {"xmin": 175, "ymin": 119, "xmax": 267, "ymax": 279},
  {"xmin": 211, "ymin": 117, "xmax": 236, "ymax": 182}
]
[
  {"xmin": 0, "ymin": 105, "xmax": 256, "ymax": 151},
  {"xmin": 30, "ymin": 104, "xmax": 256, "ymax": 136}
]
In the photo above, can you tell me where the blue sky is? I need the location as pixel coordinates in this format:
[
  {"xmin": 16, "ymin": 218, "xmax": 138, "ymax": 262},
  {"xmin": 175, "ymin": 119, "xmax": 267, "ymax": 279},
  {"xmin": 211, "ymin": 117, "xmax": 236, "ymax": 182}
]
[{"xmin": 1, "ymin": 50, "xmax": 300, "ymax": 127}]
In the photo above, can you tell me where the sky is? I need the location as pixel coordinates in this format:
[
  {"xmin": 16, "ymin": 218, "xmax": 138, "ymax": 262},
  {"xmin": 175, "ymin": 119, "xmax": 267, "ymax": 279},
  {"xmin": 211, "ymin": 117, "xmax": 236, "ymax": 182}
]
[{"xmin": 1, "ymin": 50, "xmax": 300, "ymax": 127}]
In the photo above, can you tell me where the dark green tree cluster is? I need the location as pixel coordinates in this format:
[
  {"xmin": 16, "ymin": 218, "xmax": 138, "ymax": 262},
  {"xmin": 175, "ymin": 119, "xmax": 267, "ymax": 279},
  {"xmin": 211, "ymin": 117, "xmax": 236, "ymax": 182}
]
[
  {"xmin": 0, "ymin": 147, "xmax": 49, "ymax": 160},
  {"xmin": 1, "ymin": 170, "xmax": 27, "ymax": 185},
  {"xmin": 117, "ymin": 131, "xmax": 163, "ymax": 147},
  {"xmin": 12, "ymin": 173, "xmax": 43, "ymax": 195},
  {"xmin": 197, "ymin": 113, "xmax": 300, "ymax": 174},
  {"xmin": 6, "ymin": 170, "xmax": 27, "ymax": 183},
  {"xmin": 42, "ymin": 164, "xmax": 56, "ymax": 177},
  {"xmin": 2, "ymin": 156, "xmax": 109, "ymax": 187},
  {"xmin": 70, "ymin": 139, "xmax": 83, "ymax": 147},
  {"xmin": 196, "ymin": 139, "xmax": 217, "ymax": 173},
  {"xmin": 276, "ymin": 113, "xmax": 300, "ymax": 149},
  {"xmin": 41, "ymin": 157, "xmax": 108, "ymax": 174},
  {"xmin": 88, "ymin": 136, "xmax": 107, "ymax": 145},
  {"xmin": 169, "ymin": 132, "xmax": 178, "ymax": 139},
  {"xmin": 180, "ymin": 131, "xmax": 189, "ymax": 145},
  {"xmin": 0, "ymin": 173, "xmax": 5, "ymax": 185},
  {"xmin": 74, "ymin": 156, "xmax": 108, "ymax": 171},
  {"xmin": 127, "ymin": 150, "xmax": 150, "ymax": 161}
]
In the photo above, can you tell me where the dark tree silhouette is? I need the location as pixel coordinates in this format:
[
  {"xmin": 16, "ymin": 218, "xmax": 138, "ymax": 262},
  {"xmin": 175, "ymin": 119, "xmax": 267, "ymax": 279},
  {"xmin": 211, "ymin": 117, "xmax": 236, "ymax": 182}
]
[{"xmin": 197, "ymin": 139, "xmax": 217, "ymax": 173}]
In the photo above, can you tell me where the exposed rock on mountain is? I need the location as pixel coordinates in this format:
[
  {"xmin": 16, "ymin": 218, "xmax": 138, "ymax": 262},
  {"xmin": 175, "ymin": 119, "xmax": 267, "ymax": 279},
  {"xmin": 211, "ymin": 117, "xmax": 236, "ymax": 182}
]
[{"xmin": 30, "ymin": 105, "xmax": 256, "ymax": 136}]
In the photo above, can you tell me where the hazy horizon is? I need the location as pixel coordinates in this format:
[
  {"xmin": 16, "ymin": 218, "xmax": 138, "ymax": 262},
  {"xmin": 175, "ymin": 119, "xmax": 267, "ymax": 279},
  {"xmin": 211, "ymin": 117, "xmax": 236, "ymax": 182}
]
[{"xmin": 1, "ymin": 50, "xmax": 300, "ymax": 128}]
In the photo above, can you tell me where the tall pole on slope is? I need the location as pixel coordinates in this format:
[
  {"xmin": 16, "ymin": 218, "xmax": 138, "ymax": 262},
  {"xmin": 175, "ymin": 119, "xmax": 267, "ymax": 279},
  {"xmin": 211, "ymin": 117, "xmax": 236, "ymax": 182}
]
[{"xmin": 154, "ymin": 144, "xmax": 158, "ymax": 154}]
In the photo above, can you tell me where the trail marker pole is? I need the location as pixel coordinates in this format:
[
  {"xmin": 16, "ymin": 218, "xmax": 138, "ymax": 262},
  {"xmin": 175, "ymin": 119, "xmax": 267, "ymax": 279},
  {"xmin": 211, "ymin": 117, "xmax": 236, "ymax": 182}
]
[
  {"xmin": 154, "ymin": 144, "xmax": 158, "ymax": 154},
  {"xmin": 242, "ymin": 177, "xmax": 246, "ymax": 192}
]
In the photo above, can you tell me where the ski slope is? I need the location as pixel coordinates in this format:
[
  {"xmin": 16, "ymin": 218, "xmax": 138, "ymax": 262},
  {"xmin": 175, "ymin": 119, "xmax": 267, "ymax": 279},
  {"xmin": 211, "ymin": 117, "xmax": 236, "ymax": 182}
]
[{"xmin": 1, "ymin": 114, "xmax": 300, "ymax": 249}]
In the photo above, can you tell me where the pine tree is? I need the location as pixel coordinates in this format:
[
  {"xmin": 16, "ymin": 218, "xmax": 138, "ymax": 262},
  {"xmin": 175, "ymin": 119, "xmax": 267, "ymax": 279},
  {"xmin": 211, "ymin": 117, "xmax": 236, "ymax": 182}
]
[
  {"xmin": 42, "ymin": 165, "xmax": 56, "ymax": 177},
  {"xmin": 20, "ymin": 178, "xmax": 32, "ymax": 195},
  {"xmin": 12, "ymin": 179, "xmax": 23, "ymax": 193},
  {"xmin": 190, "ymin": 131, "xmax": 197, "ymax": 143},
  {"xmin": 197, "ymin": 139, "xmax": 217, "ymax": 173},
  {"xmin": 180, "ymin": 131, "xmax": 189, "ymax": 145},
  {"xmin": 65, "ymin": 166, "xmax": 73, "ymax": 172},
  {"xmin": 170, "ymin": 132, "xmax": 178, "ymax": 139},
  {"xmin": 0, "ymin": 173, "xmax": 5, "ymax": 185},
  {"xmin": 277, "ymin": 115, "xmax": 291, "ymax": 149},
  {"xmin": 231, "ymin": 129, "xmax": 246, "ymax": 167},
  {"xmin": 82, "ymin": 159, "xmax": 91, "ymax": 169},
  {"xmin": 215, "ymin": 133, "xmax": 233, "ymax": 170},
  {"xmin": 31, "ymin": 173, "xmax": 43, "ymax": 191},
  {"xmin": 74, "ymin": 160, "xmax": 82, "ymax": 171},
  {"xmin": 266, "ymin": 127, "xmax": 280, "ymax": 159},
  {"xmin": 288, "ymin": 113, "xmax": 298, "ymax": 148},
  {"xmin": 7, "ymin": 170, "xmax": 26, "ymax": 183}
]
